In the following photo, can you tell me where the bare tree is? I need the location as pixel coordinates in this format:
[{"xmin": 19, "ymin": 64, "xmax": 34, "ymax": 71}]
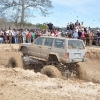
[{"xmin": 0, "ymin": 0, "xmax": 53, "ymax": 28}]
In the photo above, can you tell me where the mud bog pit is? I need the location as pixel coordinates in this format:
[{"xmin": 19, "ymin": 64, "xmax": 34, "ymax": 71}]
[{"xmin": 0, "ymin": 44, "xmax": 100, "ymax": 100}]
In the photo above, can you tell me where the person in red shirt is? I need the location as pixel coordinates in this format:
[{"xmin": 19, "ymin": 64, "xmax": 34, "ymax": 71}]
[
  {"xmin": 54, "ymin": 29, "xmax": 58, "ymax": 37},
  {"xmin": 27, "ymin": 31, "xmax": 32, "ymax": 43}
]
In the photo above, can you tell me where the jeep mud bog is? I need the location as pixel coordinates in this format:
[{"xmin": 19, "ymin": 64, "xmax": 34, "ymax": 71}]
[{"xmin": 7, "ymin": 36, "xmax": 87, "ymax": 80}]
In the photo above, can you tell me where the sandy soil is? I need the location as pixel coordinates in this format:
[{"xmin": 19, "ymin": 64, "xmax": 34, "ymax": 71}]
[
  {"xmin": 0, "ymin": 67, "xmax": 100, "ymax": 100},
  {"xmin": 0, "ymin": 44, "xmax": 100, "ymax": 100}
]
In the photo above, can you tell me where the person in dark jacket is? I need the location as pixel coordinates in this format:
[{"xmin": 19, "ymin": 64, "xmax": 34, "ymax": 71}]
[
  {"xmin": 47, "ymin": 22, "xmax": 53, "ymax": 31},
  {"xmin": 96, "ymin": 30, "xmax": 100, "ymax": 46},
  {"xmin": 78, "ymin": 29, "xmax": 82, "ymax": 39}
]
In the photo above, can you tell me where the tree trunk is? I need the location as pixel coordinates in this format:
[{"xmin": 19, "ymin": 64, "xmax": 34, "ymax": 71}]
[{"xmin": 20, "ymin": 0, "xmax": 25, "ymax": 28}]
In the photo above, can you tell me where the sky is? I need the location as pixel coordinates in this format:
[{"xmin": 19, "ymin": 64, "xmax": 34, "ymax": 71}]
[{"xmin": 29, "ymin": 0, "xmax": 100, "ymax": 28}]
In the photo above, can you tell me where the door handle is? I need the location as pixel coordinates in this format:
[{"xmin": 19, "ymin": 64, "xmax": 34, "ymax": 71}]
[
  {"xmin": 38, "ymin": 46, "xmax": 41, "ymax": 48},
  {"xmin": 48, "ymin": 48, "xmax": 51, "ymax": 49}
]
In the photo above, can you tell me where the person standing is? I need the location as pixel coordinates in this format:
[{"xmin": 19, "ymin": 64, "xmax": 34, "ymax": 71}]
[
  {"xmin": 19, "ymin": 31, "xmax": 23, "ymax": 43},
  {"xmin": 81, "ymin": 30, "xmax": 86, "ymax": 45},
  {"xmin": 72, "ymin": 30, "xmax": 78, "ymax": 39},
  {"xmin": 78, "ymin": 29, "xmax": 82, "ymax": 39},
  {"xmin": 22, "ymin": 29, "xmax": 26, "ymax": 43},
  {"xmin": 27, "ymin": 31, "xmax": 32, "ymax": 43},
  {"xmin": 11, "ymin": 29, "xmax": 17, "ymax": 43},
  {"xmin": 54, "ymin": 29, "xmax": 58, "ymax": 37},
  {"xmin": 75, "ymin": 20, "xmax": 80, "ymax": 29},
  {"xmin": 8, "ymin": 31, "xmax": 12, "ymax": 43},
  {"xmin": 89, "ymin": 31, "xmax": 94, "ymax": 45},
  {"xmin": 14, "ymin": 29, "xmax": 17, "ymax": 43},
  {"xmin": 96, "ymin": 30, "xmax": 100, "ymax": 46},
  {"xmin": 0, "ymin": 30, "xmax": 4, "ymax": 43},
  {"xmin": 80, "ymin": 22, "xmax": 85, "ymax": 31},
  {"xmin": 69, "ymin": 22, "xmax": 74, "ymax": 31},
  {"xmin": 47, "ymin": 22, "xmax": 53, "ymax": 31},
  {"xmin": 31, "ymin": 31, "xmax": 35, "ymax": 42},
  {"xmin": 85, "ymin": 30, "xmax": 90, "ymax": 46},
  {"xmin": 66, "ymin": 23, "xmax": 70, "ymax": 32}
]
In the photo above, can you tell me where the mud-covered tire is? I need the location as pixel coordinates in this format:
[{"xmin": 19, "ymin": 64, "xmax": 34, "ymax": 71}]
[
  {"xmin": 6, "ymin": 56, "xmax": 23, "ymax": 68},
  {"xmin": 41, "ymin": 65, "xmax": 62, "ymax": 78},
  {"xmin": 76, "ymin": 64, "xmax": 87, "ymax": 80},
  {"xmin": 21, "ymin": 47, "xmax": 28, "ymax": 55}
]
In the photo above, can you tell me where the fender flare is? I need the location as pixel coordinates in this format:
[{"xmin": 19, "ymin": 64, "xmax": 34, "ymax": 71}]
[{"xmin": 47, "ymin": 52, "xmax": 60, "ymax": 62}]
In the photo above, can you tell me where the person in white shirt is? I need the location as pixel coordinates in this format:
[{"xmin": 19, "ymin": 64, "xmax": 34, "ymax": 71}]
[
  {"xmin": 50, "ymin": 31, "xmax": 55, "ymax": 36},
  {"xmin": 58, "ymin": 31, "xmax": 61, "ymax": 37},
  {"xmin": 22, "ymin": 29, "xmax": 26, "ymax": 43},
  {"xmin": 0, "ymin": 30, "xmax": 3, "ymax": 43},
  {"xmin": 12, "ymin": 29, "xmax": 18, "ymax": 44}
]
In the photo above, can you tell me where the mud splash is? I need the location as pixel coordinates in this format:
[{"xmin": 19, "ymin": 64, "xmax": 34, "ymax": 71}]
[
  {"xmin": 79, "ymin": 47, "xmax": 100, "ymax": 83},
  {"xmin": 0, "ymin": 45, "xmax": 100, "ymax": 83}
]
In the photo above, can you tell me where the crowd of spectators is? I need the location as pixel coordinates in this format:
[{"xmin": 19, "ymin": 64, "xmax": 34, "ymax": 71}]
[
  {"xmin": 66, "ymin": 20, "xmax": 94, "ymax": 46},
  {"xmin": 0, "ymin": 28, "xmax": 48, "ymax": 44},
  {"xmin": 0, "ymin": 20, "xmax": 100, "ymax": 46},
  {"xmin": 64, "ymin": 20, "xmax": 100, "ymax": 46}
]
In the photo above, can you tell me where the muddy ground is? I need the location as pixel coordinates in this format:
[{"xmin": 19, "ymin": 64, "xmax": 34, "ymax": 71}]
[{"xmin": 0, "ymin": 44, "xmax": 100, "ymax": 100}]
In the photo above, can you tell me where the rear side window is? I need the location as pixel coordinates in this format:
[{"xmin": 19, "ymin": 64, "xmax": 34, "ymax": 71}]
[
  {"xmin": 54, "ymin": 39, "xmax": 65, "ymax": 49},
  {"xmin": 44, "ymin": 38, "xmax": 53, "ymax": 46},
  {"xmin": 34, "ymin": 37, "xmax": 44, "ymax": 45},
  {"xmin": 68, "ymin": 40, "xmax": 85, "ymax": 49}
]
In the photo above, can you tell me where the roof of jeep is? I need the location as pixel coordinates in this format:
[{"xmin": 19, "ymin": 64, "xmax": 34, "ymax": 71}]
[{"xmin": 39, "ymin": 36, "xmax": 82, "ymax": 40}]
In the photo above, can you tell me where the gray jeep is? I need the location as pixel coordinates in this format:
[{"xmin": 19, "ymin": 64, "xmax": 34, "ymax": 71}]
[{"xmin": 7, "ymin": 36, "xmax": 87, "ymax": 79}]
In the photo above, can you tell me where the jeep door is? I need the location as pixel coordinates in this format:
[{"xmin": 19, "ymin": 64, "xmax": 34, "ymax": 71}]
[
  {"xmin": 41, "ymin": 38, "xmax": 54, "ymax": 59},
  {"xmin": 29, "ymin": 37, "xmax": 44, "ymax": 57}
]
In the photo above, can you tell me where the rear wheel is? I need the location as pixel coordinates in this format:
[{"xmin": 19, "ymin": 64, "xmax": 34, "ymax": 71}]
[
  {"xmin": 21, "ymin": 47, "xmax": 28, "ymax": 55},
  {"xmin": 6, "ymin": 56, "xmax": 24, "ymax": 68},
  {"xmin": 41, "ymin": 65, "xmax": 62, "ymax": 78},
  {"xmin": 76, "ymin": 64, "xmax": 87, "ymax": 80}
]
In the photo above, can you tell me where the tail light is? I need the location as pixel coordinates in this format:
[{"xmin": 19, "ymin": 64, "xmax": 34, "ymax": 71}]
[
  {"xmin": 83, "ymin": 53, "xmax": 86, "ymax": 58},
  {"xmin": 65, "ymin": 53, "xmax": 69, "ymax": 59}
]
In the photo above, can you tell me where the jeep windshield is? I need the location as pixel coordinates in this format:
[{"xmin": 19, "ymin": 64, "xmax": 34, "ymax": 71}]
[{"xmin": 68, "ymin": 40, "xmax": 85, "ymax": 49}]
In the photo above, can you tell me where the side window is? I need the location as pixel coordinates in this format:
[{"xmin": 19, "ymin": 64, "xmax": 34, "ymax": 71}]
[
  {"xmin": 44, "ymin": 38, "xmax": 53, "ymax": 46},
  {"xmin": 34, "ymin": 37, "xmax": 44, "ymax": 45},
  {"xmin": 54, "ymin": 39, "xmax": 65, "ymax": 49}
]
